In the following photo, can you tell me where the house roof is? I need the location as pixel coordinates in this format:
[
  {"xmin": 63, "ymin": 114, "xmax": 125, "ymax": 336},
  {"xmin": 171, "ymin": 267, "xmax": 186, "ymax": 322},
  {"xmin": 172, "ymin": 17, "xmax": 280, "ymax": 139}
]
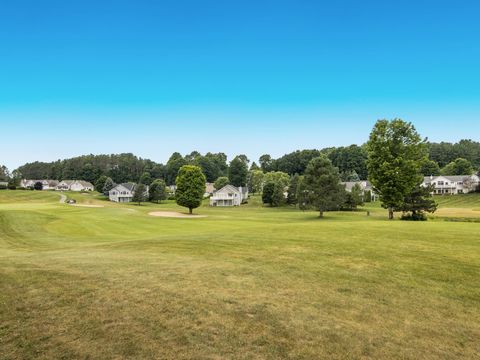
[
  {"xmin": 75, "ymin": 180, "xmax": 94, "ymax": 187},
  {"xmin": 215, "ymin": 184, "xmax": 241, "ymax": 194},
  {"xmin": 205, "ymin": 183, "xmax": 215, "ymax": 193},
  {"xmin": 112, "ymin": 183, "xmax": 136, "ymax": 192},
  {"xmin": 58, "ymin": 180, "xmax": 75, "ymax": 185},
  {"xmin": 423, "ymin": 175, "xmax": 478, "ymax": 183}
]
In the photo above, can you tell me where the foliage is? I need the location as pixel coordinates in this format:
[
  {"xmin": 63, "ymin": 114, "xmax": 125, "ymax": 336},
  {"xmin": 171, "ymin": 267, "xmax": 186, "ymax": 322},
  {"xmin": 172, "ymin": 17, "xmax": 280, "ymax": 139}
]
[
  {"xmin": 175, "ymin": 165, "xmax": 206, "ymax": 214},
  {"xmin": 250, "ymin": 162, "xmax": 260, "ymax": 171},
  {"xmin": 102, "ymin": 177, "xmax": 115, "ymax": 195},
  {"xmin": 132, "ymin": 183, "xmax": 147, "ymax": 205},
  {"xmin": 342, "ymin": 170, "xmax": 361, "ymax": 182},
  {"xmin": 343, "ymin": 183, "xmax": 364, "ymax": 210},
  {"xmin": 303, "ymin": 156, "xmax": 345, "ymax": 217},
  {"xmin": 261, "ymin": 182, "xmax": 275, "ymax": 206},
  {"xmin": 420, "ymin": 159, "xmax": 441, "ymax": 176},
  {"xmin": 149, "ymin": 179, "xmax": 167, "ymax": 203},
  {"xmin": 366, "ymin": 119, "xmax": 428, "ymax": 219},
  {"xmin": 296, "ymin": 177, "xmax": 311, "ymax": 211},
  {"xmin": 397, "ymin": 185, "xmax": 437, "ymax": 221},
  {"xmin": 0, "ymin": 165, "xmax": 10, "ymax": 181},
  {"xmin": 94, "ymin": 175, "xmax": 108, "ymax": 193},
  {"xmin": 259, "ymin": 154, "xmax": 274, "ymax": 172},
  {"xmin": 247, "ymin": 170, "xmax": 264, "ymax": 194},
  {"xmin": 263, "ymin": 171, "xmax": 290, "ymax": 190},
  {"xmin": 34, "ymin": 181, "xmax": 43, "ymax": 191},
  {"xmin": 214, "ymin": 176, "xmax": 229, "ymax": 190},
  {"xmin": 139, "ymin": 172, "xmax": 153, "ymax": 185},
  {"xmin": 441, "ymin": 158, "xmax": 474, "ymax": 176},
  {"xmin": 428, "ymin": 139, "xmax": 480, "ymax": 169},
  {"xmin": 364, "ymin": 190, "xmax": 372, "ymax": 203},
  {"xmin": 287, "ymin": 174, "xmax": 301, "ymax": 205},
  {"xmin": 0, "ymin": 183, "xmax": 7, "ymax": 190},
  {"xmin": 327, "ymin": 145, "xmax": 368, "ymax": 180},
  {"xmin": 273, "ymin": 150, "xmax": 322, "ymax": 175},
  {"xmin": 166, "ymin": 152, "xmax": 187, "ymax": 185},
  {"xmin": 228, "ymin": 156, "xmax": 248, "ymax": 187}
]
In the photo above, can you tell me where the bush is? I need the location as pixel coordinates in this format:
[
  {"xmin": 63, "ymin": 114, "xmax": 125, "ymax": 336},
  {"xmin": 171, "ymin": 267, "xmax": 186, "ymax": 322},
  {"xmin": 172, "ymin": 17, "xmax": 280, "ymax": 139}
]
[
  {"xmin": 8, "ymin": 184, "xmax": 16, "ymax": 190},
  {"xmin": 401, "ymin": 212, "xmax": 427, "ymax": 221},
  {"xmin": 0, "ymin": 184, "xmax": 7, "ymax": 190}
]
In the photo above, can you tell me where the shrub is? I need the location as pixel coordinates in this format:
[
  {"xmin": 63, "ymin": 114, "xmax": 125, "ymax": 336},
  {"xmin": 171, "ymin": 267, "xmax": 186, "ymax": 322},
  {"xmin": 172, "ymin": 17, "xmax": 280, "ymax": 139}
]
[
  {"xmin": 8, "ymin": 184, "xmax": 16, "ymax": 190},
  {"xmin": 401, "ymin": 212, "xmax": 427, "ymax": 221},
  {"xmin": 0, "ymin": 184, "xmax": 7, "ymax": 190}
]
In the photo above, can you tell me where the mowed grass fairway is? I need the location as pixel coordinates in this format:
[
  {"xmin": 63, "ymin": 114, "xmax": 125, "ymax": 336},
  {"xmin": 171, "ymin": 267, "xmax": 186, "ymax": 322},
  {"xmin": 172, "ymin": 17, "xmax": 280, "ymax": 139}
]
[{"xmin": 1, "ymin": 191, "xmax": 479, "ymax": 359}]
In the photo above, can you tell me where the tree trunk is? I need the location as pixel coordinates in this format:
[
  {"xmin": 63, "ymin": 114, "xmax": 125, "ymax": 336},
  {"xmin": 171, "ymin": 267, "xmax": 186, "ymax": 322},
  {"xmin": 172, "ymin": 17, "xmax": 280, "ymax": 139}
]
[
  {"xmin": 388, "ymin": 208, "xmax": 394, "ymax": 220},
  {"xmin": 189, "ymin": 207, "xmax": 193, "ymax": 215},
  {"xmin": 319, "ymin": 210, "xmax": 324, "ymax": 218}
]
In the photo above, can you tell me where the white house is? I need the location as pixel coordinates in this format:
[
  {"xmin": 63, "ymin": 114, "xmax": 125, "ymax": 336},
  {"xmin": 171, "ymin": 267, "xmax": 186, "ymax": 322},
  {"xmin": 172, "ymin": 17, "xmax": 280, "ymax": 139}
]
[
  {"xmin": 341, "ymin": 180, "xmax": 378, "ymax": 201},
  {"xmin": 109, "ymin": 183, "xmax": 136, "ymax": 202},
  {"xmin": 56, "ymin": 180, "xmax": 94, "ymax": 192},
  {"xmin": 20, "ymin": 179, "xmax": 59, "ymax": 190},
  {"xmin": 422, "ymin": 175, "xmax": 479, "ymax": 195},
  {"xmin": 210, "ymin": 185, "xmax": 248, "ymax": 206}
]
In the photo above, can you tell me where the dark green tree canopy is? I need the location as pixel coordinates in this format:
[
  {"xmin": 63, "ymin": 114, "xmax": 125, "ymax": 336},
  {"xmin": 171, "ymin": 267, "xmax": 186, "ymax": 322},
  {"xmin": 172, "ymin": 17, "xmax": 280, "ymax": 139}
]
[
  {"xmin": 132, "ymin": 183, "xmax": 147, "ymax": 205},
  {"xmin": 149, "ymin": 179, "xmax": 167, "ymax": 203},
  {"xmin": 175, "ymin": 165, "xmax": 206, "ymax": 214},
  {"xmin": 441, "ymin": 158, "xmax": 474, "ymax": 176},
  {"xmin": 228, "ymin": 156, "xmax": 248, "ymax": 187},
  {"xmin": 420, "ymin": 159, "xmax": 441, "ymax": 176},
  {"xmin": 102, "ymin": 177, "xmax": 115, "ymax": 194},
  {"xmin": 94, "ymin": 175, "xmax": 108, "ymax": 193},
  {"xmin": 303, "ymin": 155, "xmax": 345, "ymax": 217}
]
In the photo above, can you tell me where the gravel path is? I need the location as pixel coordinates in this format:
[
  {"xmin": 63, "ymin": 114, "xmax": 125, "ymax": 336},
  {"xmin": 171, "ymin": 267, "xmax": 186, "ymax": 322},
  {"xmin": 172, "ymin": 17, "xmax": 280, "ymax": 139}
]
[{"xmin": 58, "ymin": 193, "xmax": 67, "ymax": 204}]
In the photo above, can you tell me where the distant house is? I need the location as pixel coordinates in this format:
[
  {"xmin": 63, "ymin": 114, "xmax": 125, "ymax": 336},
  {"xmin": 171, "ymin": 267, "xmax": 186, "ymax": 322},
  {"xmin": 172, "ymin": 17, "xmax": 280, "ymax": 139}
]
[
  {"xmin": 341, "ymin": 180, "xmax": 378, "ymax": 201},
  {"xmin": 0, "ymin": 181, "xmax": 8, "ymax": 188},
  {"xmin": 108, "ymin": 183, "xmax": 148, "ymax": 203},
  {"xmin": 422, "ymin": 175, "xmax": 479, "ymax": 195},
  {"xmin": 210, "ymin": 185, "xmax": 248, "ymax": 206},
  {"xmin": 56, "ymin": 180, "xmax": 94, "ymax": 192},
  {"xmin": 204, "ymin": 183, "xmax": 215, "ymax": 197},
  {"xmin": 20, "ymin": 179, "xmax": 59, "ymax": 190}
]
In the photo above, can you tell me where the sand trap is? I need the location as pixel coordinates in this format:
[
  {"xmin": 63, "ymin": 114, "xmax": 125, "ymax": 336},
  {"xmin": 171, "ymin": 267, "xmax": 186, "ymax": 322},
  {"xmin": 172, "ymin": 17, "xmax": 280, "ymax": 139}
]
[
  {"xmin": 70, "ymin": 204, "xmax": 105, "ymax": 208},
  {"xmin": 148, "ymin": 211, "xmax": 207, "ymax": 218}
]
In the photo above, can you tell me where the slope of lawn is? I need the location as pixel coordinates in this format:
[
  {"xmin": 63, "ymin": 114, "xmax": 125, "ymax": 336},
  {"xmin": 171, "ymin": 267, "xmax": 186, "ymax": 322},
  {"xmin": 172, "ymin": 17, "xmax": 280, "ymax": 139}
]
[{"xmin": 1, "ymin": 190, "xmax": 479, "ymax": 359}]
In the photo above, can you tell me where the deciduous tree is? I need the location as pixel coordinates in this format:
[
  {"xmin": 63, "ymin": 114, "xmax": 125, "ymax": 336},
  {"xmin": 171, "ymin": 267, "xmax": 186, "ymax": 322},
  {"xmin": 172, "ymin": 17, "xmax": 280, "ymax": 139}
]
[
  {"xmin": 214, "ymin": 176, "xmax": 229, "ymax": 190},
  {"xmin": 367, "ymin": 119, "xmax": 428, "ymax": 219},
  {"xmin": 132, "ymin": 183, "xmax": 147, "ymax": 205},
  {"xmin": 176, "ymin": 165, "xmax": 206, "ymax": 214},
  {"xmin": 149, "ymin": 179, "xmax": 167, "ymax": 203}
]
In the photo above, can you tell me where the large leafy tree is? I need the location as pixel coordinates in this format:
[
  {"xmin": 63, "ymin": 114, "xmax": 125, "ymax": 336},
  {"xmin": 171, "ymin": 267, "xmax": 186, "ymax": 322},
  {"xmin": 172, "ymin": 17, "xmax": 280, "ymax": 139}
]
[
  {"xmin": 175, "ymin": 165, "xmax": 206, "ymax": 214},
  {"xmin": 441, "ymin": 158, "xmax": 474, "ymax": 176},
  {"xmin": 139, "ymin": 172, "xmax": 153, "ymax": 185},
  {"xmin": 166, "ymin": 152, "xmax": 187, "ymax": 185},
  {"xmin": 214, "ymin": 176, "xmax": 229, "ymax": 190},
  {"xmin": 94, "ymin": 175, "xmax": 108, "ymax": 193},
  {"xmin": 149, "ymin": 179, "xmax": 167, "ymax": 203},
  {"xmin": 0, "ymin": 165, "xmax": 10, "ymax": 182},
  {"xmin": 420, "ymin": 159, "xmax": 441, "ymax": 176},
  {"xmin": 367, "ymin": 119, "xmax": 428, "ymax": 219},
  {"xmin": 248, "ymin": 170, "xmax": 264, "ymax": 194},
  {"xmin": 228, "ymin": 156, "xmax": 248, "ymax": 187},
  {"xmin": 102, "ymin": 177, "xmax": 115, "ymax": 195},
  {"xmin": 303, "ymin": 156, "xmax": 345, "ymax": 217},
  {"xmin": 343, "ymin": 183, "xmax": 364, "ymax": 210}
]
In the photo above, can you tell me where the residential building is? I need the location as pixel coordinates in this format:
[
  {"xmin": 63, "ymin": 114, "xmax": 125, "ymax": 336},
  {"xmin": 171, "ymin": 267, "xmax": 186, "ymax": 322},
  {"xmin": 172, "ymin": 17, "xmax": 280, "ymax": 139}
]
[
  {"xmin": 56, "ymin": 180, "xmax": 94, "ymax": 191},
  {"xmin": 20, "ymin": 179, "xmax": 59, "ymax": 190},
  {"xmin": 109, "ymin": 183, "xmax": 136, "ymax": 202},
  {"xmin": 342, "ymin": 180, "xmax": 378, "ymax": 201},
  {"xmin": 422, "ymin": 175, "xmax": 479, "ymax": 195},
  {"xmin": 210, "ymin": 185, "xmax": 248, "ymax": 206}
]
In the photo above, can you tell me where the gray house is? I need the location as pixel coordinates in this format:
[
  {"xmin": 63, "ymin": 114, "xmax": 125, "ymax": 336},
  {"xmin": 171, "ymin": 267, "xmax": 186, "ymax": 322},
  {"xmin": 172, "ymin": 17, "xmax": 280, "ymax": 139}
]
[{"xmin": 109, "ymin": 183, "xmax": 136, "ymax": 203}]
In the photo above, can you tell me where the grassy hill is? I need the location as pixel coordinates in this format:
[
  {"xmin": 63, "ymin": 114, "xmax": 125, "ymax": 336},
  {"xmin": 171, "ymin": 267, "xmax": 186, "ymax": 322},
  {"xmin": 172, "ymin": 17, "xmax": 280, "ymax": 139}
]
[{"xmin": 1, "ymin": 191, "xmax": 479, "ymax": 359}]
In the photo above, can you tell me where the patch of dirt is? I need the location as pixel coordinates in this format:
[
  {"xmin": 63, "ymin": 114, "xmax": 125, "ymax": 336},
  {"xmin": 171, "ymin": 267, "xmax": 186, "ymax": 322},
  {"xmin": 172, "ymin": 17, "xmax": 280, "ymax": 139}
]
[{"xmin": 148, "ymin": 211, "xmax": 207, "ymax": 218}]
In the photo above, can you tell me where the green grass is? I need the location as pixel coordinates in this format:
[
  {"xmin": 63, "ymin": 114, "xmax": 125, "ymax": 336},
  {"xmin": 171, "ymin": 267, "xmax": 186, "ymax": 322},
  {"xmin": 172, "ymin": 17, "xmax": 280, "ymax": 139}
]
[{"xmin": 1, "ymin": 191, "xmax": 480, "ymax": 359}]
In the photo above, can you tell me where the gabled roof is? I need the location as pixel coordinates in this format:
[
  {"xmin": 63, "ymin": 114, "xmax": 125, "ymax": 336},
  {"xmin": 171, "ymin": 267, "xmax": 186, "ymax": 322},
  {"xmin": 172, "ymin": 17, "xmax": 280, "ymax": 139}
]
[
  {"xmin": 111, "ymin": 183, "xmax": 135, "ymax": 192},
  {"xmin": 58, "ymin": 180, "xmax": 75, "ymax": 185},
  {"xmin": 423, "ymin": 175, "xmax": 478, "ymax": 183},
  {"xmin": 214, "ymin": 184, "xmax": 241, "ymax": 194},
  {"xmin": 75, "ymin": 180, "xmax": 94, "ymax": 187}
]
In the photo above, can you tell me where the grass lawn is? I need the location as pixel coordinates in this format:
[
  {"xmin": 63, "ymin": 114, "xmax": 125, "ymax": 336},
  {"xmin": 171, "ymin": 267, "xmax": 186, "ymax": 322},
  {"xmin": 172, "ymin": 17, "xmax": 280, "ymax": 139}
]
[{"xmin": 1, "ymin": 190, "xmax": 479, "ymax": 359}]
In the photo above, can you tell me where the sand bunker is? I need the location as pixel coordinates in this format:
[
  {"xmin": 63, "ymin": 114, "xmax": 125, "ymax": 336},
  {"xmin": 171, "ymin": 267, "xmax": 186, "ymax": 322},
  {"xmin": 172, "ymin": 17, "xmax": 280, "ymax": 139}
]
[
  {"xmin": 148, "ymin": 211, "xmax": 207, "ymax": 218},
  {"xmin": 70, "ymin": 204, "xmax": 105, "ymax": 208}
]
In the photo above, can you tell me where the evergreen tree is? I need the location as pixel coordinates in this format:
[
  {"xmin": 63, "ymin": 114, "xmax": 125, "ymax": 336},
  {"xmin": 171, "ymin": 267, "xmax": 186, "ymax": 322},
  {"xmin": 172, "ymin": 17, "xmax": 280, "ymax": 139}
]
[
  {"xmin": 132, "ymin": 183, "xmax": 147, "ymax": 205},
  {"xmin": 34, "ymin": 181, "xmax": 43, "ymax": 191},
  {"xmin": 303, "ymin": 156, "xmax": 345, "ymax": 218},
  {"xmin": 175, "ymin": 165, "xmax": 206, "ymax": 214},
  {"xmin": 398, "ymin": 185, "xmax": 437, "ymax": 220},
  {"xmin": 367, "ymin": 119, "xmax": 428, "ymax": 219},
  {"xmin": 262, "ymin": 181, "xmax": 275, "ymax": 206},
  {"xmin": 149, "ymin": 179, "xmax": 167, "ymax": 203}
]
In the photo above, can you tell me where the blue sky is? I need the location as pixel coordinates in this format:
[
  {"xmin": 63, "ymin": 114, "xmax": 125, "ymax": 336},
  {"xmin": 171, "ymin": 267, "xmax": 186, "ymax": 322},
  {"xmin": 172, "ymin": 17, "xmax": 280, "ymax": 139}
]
[{"xmin": 1, "ymin": 0, "xmax": 479, "ymax": 169}]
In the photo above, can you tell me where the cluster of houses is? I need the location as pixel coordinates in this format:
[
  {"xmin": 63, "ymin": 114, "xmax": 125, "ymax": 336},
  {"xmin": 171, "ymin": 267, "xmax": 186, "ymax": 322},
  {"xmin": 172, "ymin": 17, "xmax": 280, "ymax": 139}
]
[
  {"xmin": 19, "ymin": 179, "xmax": 94, "ymax": 191},
  {"xmin": 107, "ymin": 181, "xmax": 249, "ymax": 206},
  {"xmin": 17, "ymin": 174, "xmax": 480, "ymax": 207}
]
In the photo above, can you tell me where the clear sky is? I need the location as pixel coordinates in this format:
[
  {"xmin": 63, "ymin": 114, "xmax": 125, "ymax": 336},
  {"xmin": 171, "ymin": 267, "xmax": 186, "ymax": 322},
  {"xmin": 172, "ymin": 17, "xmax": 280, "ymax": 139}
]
[{"xmin": 1, "ymin": 0, "xmax": 479, "ymax": 169}]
